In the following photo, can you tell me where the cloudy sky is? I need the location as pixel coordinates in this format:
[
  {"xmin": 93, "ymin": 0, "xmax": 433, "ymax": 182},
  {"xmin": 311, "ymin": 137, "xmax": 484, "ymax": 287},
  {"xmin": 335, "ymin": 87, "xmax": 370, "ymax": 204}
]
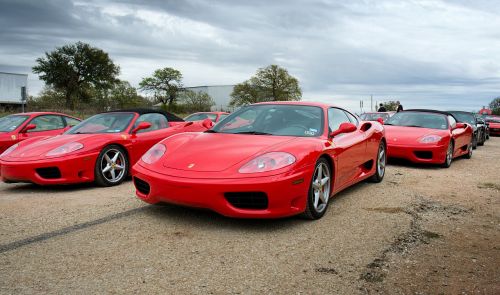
[{"xmin": 1, "ymin": 0, "xmax": 499, "ymax": 112}]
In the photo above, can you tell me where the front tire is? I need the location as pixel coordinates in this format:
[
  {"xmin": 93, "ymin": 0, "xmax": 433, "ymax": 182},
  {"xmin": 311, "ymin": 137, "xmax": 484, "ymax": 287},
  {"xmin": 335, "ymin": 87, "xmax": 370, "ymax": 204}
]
[
  {"xmin": 464, "ymin": 141, "xmax": 473, "ymax": 159},
  {"xmin": 472, "ymin": 134, "xmax": 477, "ymax": 149},
  {"xmin": 369, "ymin": 141, "xmax": 386, "ymax": 183},
  {"xmin": 441, "ymin": 141, "xmax": 454, "ymax": 168},
  {"xmin": 94, "ymin": 145, "xmax": 129, "ymax": 187},
  {"xmin": 301, "ymin": 158, "xmax": 332, "ymax": 220}
]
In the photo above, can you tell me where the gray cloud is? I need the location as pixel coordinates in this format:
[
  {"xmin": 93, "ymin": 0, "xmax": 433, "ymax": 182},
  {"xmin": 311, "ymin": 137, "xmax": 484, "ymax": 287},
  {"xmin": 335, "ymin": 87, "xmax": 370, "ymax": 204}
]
[{"xmin": 0, "ymin": 0, "xmax": 499, "ymax": 112}]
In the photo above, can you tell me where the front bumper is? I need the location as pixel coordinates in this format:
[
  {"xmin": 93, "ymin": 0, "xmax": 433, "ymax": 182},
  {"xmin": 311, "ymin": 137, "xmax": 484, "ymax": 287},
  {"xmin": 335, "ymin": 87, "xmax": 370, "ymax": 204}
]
[
  {"xmin": 387, "ymin": 143, "xmax": 448, "ymax": 164},
  {"xmin": 0, "ymin": 153, "xmax": 98, "ymax": 185},
  {"xmin": 132, "ymin": 163, "xmax": 313, "ymax": 218},
  {"xmin": 489, "ymin": 127, "xmax": 500, "ymax": 136}
]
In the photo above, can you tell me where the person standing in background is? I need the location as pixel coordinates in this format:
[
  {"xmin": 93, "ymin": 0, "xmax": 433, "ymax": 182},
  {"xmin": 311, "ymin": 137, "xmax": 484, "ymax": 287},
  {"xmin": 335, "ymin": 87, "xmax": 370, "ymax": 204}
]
[{"xmin": 396, "ymin": 101, "xmax": 403, "ymax": 112}]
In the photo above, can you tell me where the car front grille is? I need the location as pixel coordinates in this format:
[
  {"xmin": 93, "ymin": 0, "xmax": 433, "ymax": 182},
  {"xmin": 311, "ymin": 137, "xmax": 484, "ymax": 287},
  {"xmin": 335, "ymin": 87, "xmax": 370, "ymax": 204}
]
[
  {"xmin": 35, "ymin": 167, "xmax": 62, "ymax": 179},
  {"xmin": 413, "ymin": 151, "xmax": 433, "ymax": 159},
  {"xmin": 134, "ymin": 177, "xmax": 150, "ymax": 195},
  {"xmin": 224, "ymin": 192, "xmax": 268, "ymax": 210}
]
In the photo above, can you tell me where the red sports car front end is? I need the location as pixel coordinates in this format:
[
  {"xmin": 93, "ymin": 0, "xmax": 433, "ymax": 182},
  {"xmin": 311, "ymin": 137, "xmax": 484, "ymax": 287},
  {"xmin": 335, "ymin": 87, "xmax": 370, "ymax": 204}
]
[{"xmin": 133, "ymin": 162, "xmax": 313, "ymax": 218}]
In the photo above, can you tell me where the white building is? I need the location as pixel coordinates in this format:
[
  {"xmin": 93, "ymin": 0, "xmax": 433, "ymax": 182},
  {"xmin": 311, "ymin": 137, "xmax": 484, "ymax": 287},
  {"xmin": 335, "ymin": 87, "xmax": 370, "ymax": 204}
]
[
  {"xmin": 0, "ymin": 72, "xmax": 28, "ymax": 106},
  {"xmin": 185, "ymin": 85, "xmax": 235, "ymax": 111}
]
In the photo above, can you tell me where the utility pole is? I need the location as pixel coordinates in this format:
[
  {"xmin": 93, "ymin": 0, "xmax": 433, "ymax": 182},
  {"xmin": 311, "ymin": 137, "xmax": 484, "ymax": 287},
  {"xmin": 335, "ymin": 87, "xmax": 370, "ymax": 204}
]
[
  {"xmin": 370, "ymin": 95, "xmax": 373, "ymax": 112},
  {"xmin": 21, "ymin": 86, "xmax": 27, "ymax": 113}
]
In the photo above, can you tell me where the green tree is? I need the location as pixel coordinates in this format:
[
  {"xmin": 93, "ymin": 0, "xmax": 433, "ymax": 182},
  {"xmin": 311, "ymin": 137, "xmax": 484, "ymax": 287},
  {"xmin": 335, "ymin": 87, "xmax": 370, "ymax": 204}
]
[
  {"xmin": 179, "ymin": 90, "xmax": 215, "ymax": 113},
  {"xmin": 139, "ymin": 67, "xmax": 183, "ymax": 108},
  {"xmin": 489, "ymin": 97, "xmax": 500, "ymax": 115},
  {"xmin": 27, "ymin": 86, "xmax": 66, "ymax": 111},
  {"xmin": 380, "ymin": 100, "xmax": 399, "ymax": 111},
  {"xmin": 32, "ymin": 41, "xmax": 120, "ymax": 110},
  {"xmin": 229, "ymin": 64, "xmax": 302, "ymax": 107}
]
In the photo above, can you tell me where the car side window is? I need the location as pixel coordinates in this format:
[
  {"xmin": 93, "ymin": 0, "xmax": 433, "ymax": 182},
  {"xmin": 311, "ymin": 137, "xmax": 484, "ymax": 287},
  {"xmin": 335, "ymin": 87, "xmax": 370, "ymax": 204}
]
[
  {"xmin": 344, "ymin": 110, "xmax": 359, "ymax": 126},
  {"xmin": 133, "ymin": 113, "xmax": 169, "ymax": 133},
  {"xmin": 64, "ymin": 117, "xmax": 80, "ymax": 127},
  {"xmin": 328, "ymin": 108, "xmax": 351, "ymax": 132},
  {"xmin": 448, "ymin": 116, "xmax": 456, "ymax": 129},
  {"xmin": 27, "ymin": 115, "xmax": 65, "ymax": 132}
]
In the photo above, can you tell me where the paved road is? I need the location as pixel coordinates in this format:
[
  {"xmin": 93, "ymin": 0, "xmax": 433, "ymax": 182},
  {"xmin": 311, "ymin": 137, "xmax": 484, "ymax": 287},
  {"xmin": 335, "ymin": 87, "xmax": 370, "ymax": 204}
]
[{"xmin": 1, "ymin": 138, "xmax": 499, "ymax": 294}]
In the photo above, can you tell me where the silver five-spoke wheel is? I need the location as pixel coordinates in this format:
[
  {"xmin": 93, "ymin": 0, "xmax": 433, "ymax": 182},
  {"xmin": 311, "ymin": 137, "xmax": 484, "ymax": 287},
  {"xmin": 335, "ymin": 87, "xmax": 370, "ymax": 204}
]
[
  {"xmin": 312, "ymin": 162, "xmax": 331, "ymax": 213},
  {"xmin": 101, "ymin": 149, "xmax": 126, "ymax": 183}
]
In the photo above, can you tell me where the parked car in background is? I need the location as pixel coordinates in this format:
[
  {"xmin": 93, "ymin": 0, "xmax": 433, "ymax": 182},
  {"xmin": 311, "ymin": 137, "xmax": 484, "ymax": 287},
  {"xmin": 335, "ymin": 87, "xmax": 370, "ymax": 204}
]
[
  {"xmin": 360, "ymin": 112, "xmax": 394, "ymax": 123},
  {"xmin": 448, "ymin": 111, "xmax": 486, "ymax": 148},
  {"xmin": 484, "ymin": 115, "xmax": 500, "ymax": 136},
  {"xmin": 184, "ymin": 111, "xmax": 229, "ymax": 123},
  {"xmin": 0, "ymin": 109, "xmax": 213, "ymax": 186},
  {"xmin": 0, "ymin": 112, "xmax": 81, "ymax": 154},
  {"xmin": 133, "ymin": 102, "xmax": 386, "ymax": 220},
  {"xmin": 474, "ymin": 114, "xmax": 489, "ymax": 140},
  {"xmin": 384, "ymin": 109, "xmax": 473, "ymax": 168}
]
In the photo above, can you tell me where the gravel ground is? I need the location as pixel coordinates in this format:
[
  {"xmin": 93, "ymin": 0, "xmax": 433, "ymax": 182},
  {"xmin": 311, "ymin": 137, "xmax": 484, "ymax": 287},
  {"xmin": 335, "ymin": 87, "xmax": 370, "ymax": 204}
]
[{"xmin": 0, "ymin": 138, "xmax": 499, "ymax": 294}]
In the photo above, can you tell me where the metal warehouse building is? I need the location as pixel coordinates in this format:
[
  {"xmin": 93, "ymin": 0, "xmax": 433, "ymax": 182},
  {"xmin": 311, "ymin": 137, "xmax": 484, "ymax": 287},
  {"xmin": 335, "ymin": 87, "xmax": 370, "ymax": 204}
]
[
  {"xmin": 185, "ymin": 85, "xmax": 235, "ymax": 111},
  {"xmin": 0, "ymin": 72, "xmax": 28, "ymax": 108}
]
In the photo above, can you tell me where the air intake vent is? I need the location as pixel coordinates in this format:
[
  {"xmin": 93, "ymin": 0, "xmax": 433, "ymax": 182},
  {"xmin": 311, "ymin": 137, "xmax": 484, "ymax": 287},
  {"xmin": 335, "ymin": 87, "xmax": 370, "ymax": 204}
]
[
  {"xmin": 36, "ymin": 167, "xmax": 61, "ymax": 179},
  {"xmin": 413, "ymin": 151, "xmax": 433, "ymax": 159},
  {"xmin": 134, "ymin": 177, "xmax": 150, "ymax": 195},
  {"xmin": 224, "ymin": 192, "xmax": 268, "ymax": 210}
]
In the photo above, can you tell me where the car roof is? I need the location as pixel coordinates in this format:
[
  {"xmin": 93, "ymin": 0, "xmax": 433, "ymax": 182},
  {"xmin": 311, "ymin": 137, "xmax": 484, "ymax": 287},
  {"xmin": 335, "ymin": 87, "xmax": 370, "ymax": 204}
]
[
  {"xmin": 253, "ymin": 101, "xmax": 340, "ymax": 109},
  {"xmin": 403, "ymin": 109, "xmax": 457, "ymax": 119},
  {"xmin": 105, "ymin": 108, "xmax": 184, "ymax": 122},
  {"xmin": 6, "ymin": 112, "xmax": 72, "ymax": 117}
]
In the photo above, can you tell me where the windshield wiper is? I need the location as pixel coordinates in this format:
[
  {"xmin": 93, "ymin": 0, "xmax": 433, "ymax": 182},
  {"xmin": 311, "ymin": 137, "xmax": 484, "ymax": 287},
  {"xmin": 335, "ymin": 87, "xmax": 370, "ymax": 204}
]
[
  {"xmin": 383, "ymin": 123, "xmax": 393, "ymax": 125},
  {"xmin": 204, "ymin": 130, "xmax": 218, "ymax": 133},
  {"xmin": 232, "ymin": 131, "xmax": 272, "ymax": 135},
  {"xmin": 404, "ymin": 125, "xmax": 424, "ymax": 128}
]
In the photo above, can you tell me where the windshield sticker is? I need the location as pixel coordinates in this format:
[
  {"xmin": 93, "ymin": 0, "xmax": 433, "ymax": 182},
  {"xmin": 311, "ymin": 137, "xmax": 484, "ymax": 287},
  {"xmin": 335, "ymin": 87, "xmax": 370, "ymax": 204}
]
[
  {"xmin": 309, "ymin": 128, "xmax": 318, "ymax": 133},
  {"xmin": 304, "ymin": 130, "xmax": 315, "ymax": 136}
]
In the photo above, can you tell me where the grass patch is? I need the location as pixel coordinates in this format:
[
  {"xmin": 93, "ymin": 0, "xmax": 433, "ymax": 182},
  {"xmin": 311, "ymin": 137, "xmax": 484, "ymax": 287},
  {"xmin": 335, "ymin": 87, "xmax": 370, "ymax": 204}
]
[{"xmin": 478, "ymin": 182, "xmax": 500, "ymax": 191}]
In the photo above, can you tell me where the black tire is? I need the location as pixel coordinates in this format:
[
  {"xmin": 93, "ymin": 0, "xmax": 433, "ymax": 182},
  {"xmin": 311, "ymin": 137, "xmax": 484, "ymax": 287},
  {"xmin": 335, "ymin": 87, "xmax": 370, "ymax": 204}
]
[
  {"xmin": 464, "ymin": 141, "xmax": 473, "ymax": 159},
  {"xmin": 478, "ymin": 130, "xmax": 485, "ymax": 146},
  {"xmin": 441, "ymin": 141, "xmax": 454, "ymax": 168},
  {"xmin": 94, "ymin": 145, "xmax": 129, "ymax": 187},
  {"xmin": 472, "ymin": 134, "xmax": 477, "ymax": 149},
  {"xmin": 369, "ymin": 141, "xmax": 386, "ymax": 183},
  {"xmin": 301, "ymin": 158, "xmax": 332, "ymax": 220}
]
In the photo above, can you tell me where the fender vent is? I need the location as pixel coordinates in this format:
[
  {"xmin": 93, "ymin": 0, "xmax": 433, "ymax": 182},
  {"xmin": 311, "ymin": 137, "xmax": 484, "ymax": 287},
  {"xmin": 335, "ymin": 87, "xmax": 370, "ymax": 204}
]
[
  {"xmin": 224, "ymin": 192, "xmax": 268, "ymax": 210},
  {"xmin": 134, "ymin": 177, "xmax": 150, "ymax": 195}
]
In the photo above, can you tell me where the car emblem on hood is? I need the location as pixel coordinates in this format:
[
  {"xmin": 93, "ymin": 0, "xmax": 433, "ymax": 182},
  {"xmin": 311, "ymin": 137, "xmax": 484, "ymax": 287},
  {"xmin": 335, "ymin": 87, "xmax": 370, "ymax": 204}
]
[{"xmin": 188, "ymin": 163, "xmax": 195, "ymax": 168}]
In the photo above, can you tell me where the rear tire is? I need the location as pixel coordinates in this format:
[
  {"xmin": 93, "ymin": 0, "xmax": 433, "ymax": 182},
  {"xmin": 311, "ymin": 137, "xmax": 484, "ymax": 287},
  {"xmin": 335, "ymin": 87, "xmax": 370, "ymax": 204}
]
[
  {"xmin": 94, "ymin": 145, "xmax": 129, "ymax": 187},
  {"xmin": 441, "ymin": 141, "xmax": 454, "ymax": 168},
  {"xmin": 301, "ymin": 158, "xmax": 332, "ymax": 220},
  {"xmin": 464, "ymin": 141, "xmax": 473, "ymax": 159},
  {"xmin": 369, "ymin": 141, "xmax": 386, "ymax": 183},
  {"xmin": 472, "ymin": 134, "xmax": 477, "ymax": 149}
]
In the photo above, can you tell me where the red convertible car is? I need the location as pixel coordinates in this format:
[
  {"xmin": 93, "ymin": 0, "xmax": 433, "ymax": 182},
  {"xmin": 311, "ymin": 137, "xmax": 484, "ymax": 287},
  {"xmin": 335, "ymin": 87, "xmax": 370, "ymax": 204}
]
[
  {"xmin": 0, "ymin": 112, "xmax": 81, "ymax": 154},
  {"xmin": 0, "ymin": 109, "xmax": 213, "ymax": 186},
  {"xmin": 384, "ymin": 109, "xmax": 473, "ymax": 167},
  {"xmin": 484, "ymin": 115, "xmax": 500, "ymax": 136},
  {"xmin": 133, "ymin": 102, "xmax": 386, "ymax": 219},
  {"xmin": 184, "ymin": 111, "xmax": 229, "ymax": 123}
]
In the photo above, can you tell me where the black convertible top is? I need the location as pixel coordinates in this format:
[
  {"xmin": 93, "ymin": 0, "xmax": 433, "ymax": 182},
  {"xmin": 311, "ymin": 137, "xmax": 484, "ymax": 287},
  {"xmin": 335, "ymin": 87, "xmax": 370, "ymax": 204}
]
[
  {"xmin": 106, "ymin": 108, "xmax": 184, "ymax": 122},
  {"xmin": 403, "ymin": 109, "xmax": 457, "ymax": 120}
]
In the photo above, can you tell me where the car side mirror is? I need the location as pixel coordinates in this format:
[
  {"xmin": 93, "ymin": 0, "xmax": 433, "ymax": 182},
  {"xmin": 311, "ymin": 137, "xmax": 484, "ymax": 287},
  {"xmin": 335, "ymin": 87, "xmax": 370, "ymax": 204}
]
[
  {"xmin": 377, "ymin": 117, "xmax": 384, "ymax": 125},
  {"xmin": 330, "ymin": 122, "xmax": 357, "ymax": 138},
  {"xmin": 202, "ymin": 118, "xmax": 214, "ymax": 129},
  {"xmin": 22, "ymin": 124, "xmax": 36, "ymax": 133},
  {"xmin": 131, "ymin": 122, "xmax": 152, "ymax": 134},
  {"xmin": 454, "ymin": 122, "xmax": 466, "ymax": 129}
]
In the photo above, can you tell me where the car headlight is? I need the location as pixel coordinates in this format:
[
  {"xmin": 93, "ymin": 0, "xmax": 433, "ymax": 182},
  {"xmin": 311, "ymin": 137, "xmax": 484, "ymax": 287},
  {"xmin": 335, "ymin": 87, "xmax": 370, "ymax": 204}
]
[
  {"xmin": 0, "ymin": 143, "xmax": 19, "ymax": 158},
  {"xmin": 419, "ymin": 135, "xmax": 442, "ymax": 143},
  {"xmin": 141, "ymin": 143, "xmax": 166, "ymax": 164},
  {"xmin": 46, "ymin": 142, "xmax": 84, "ymax": 157},
  {"xmin": 238, "ymin": 152, "xmax": 296, "ymax": 174}
]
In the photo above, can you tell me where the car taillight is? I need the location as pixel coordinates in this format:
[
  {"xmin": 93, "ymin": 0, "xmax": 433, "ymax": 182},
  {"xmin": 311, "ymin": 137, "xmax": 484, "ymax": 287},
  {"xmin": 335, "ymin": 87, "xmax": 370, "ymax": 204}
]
[
  {"xmin": 46, "ymin": 142, "xmax": 84, "ymax": 157},
  {"xmin": 238, "ymin": 152, "xmax": 295, "ymax": 174},
  {"xmin": 0, "ymin": 143, "xmax": 19, "ymax": 158},
  {"xmin": 141, "ymin": 143, "xmax": 166, "ymax": 164}
]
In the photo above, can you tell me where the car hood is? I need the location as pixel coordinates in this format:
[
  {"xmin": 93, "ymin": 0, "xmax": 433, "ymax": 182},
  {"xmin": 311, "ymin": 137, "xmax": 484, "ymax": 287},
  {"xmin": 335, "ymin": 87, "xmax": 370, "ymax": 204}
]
[
  {"xmin": 384, "ymin": 125, "xmax": 447, "ymax": 144},
  {"xmin": 4, "ymin": 133, "xmax": 114, "ymax": 160},
  {"xmin": 162, "ymin": 133, "xmax": 298, "ymax": 172}
]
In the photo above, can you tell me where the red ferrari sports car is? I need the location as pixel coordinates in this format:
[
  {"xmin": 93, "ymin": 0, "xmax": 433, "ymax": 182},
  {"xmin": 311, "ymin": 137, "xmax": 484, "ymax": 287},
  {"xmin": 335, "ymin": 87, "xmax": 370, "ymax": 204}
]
[
  {"xmin": 0, "ymin": 109, "xmax": 213, "ymax": 186},
  {"xmin": 184, "ymin": 111, "xmax": 229, "ymax": 123},
  {"xmin": 0, "ymin": 112, "xmax": 81, "ymax": 154},
  {"xmin": 133, "ymin": 102, "xmax": 386, "ymax": 219},
  {"xmin": 484, "ymin": 115, "xmax": 500, "ymax": 136},
  {"xmin": 384, "ymin": 109, "xmax": 473, "ymax": 167}
]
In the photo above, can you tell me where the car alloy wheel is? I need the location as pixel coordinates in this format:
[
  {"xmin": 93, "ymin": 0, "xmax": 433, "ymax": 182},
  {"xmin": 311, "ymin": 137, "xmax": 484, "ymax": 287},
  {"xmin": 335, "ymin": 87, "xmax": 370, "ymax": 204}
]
[
  {"xmin": 442, "ymin": 142, "xmax": 453, "ymax": 168},
  {"xmin": 370, "ymin": 141, "xmax": 386, "ymax": 183},
  {"xmin": 95, "ymin": 145, "xmax": 128, "ymax": 186},
  {"xmin": 302, "ymin": 158, "xmax": 331, "ymax": 220}
]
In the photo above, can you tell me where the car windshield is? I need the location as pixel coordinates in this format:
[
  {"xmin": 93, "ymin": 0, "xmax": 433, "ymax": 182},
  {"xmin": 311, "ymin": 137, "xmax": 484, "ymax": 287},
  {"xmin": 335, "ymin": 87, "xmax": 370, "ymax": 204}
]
[
  {"xmin": 360, "ymin": 113, "xmax": 389, "ymax": 121},
  {"xmin": 66, "ymin": 113, "xmax": 135, "ymax": 134},
  {"xmin": 449, "ymin": 112, "xmax": 475, "ymax": 125},
  {"xmin": 211, "ymin": 104, "xmax": 323, "ymax": 137},
  {"xmin": 0, "ymin": 115, "xmax": 29, "ymax": 132},
  {"xmin": 385, "ymin": 111, "xmax": 448, "ymax": 130},
  {"xmin": 185, "ymin": 113, "xmax": 217, "ymax": 122},
  {"xmin": 485, "ymin": 116, "xmax": 500, "ymax": 123}
]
